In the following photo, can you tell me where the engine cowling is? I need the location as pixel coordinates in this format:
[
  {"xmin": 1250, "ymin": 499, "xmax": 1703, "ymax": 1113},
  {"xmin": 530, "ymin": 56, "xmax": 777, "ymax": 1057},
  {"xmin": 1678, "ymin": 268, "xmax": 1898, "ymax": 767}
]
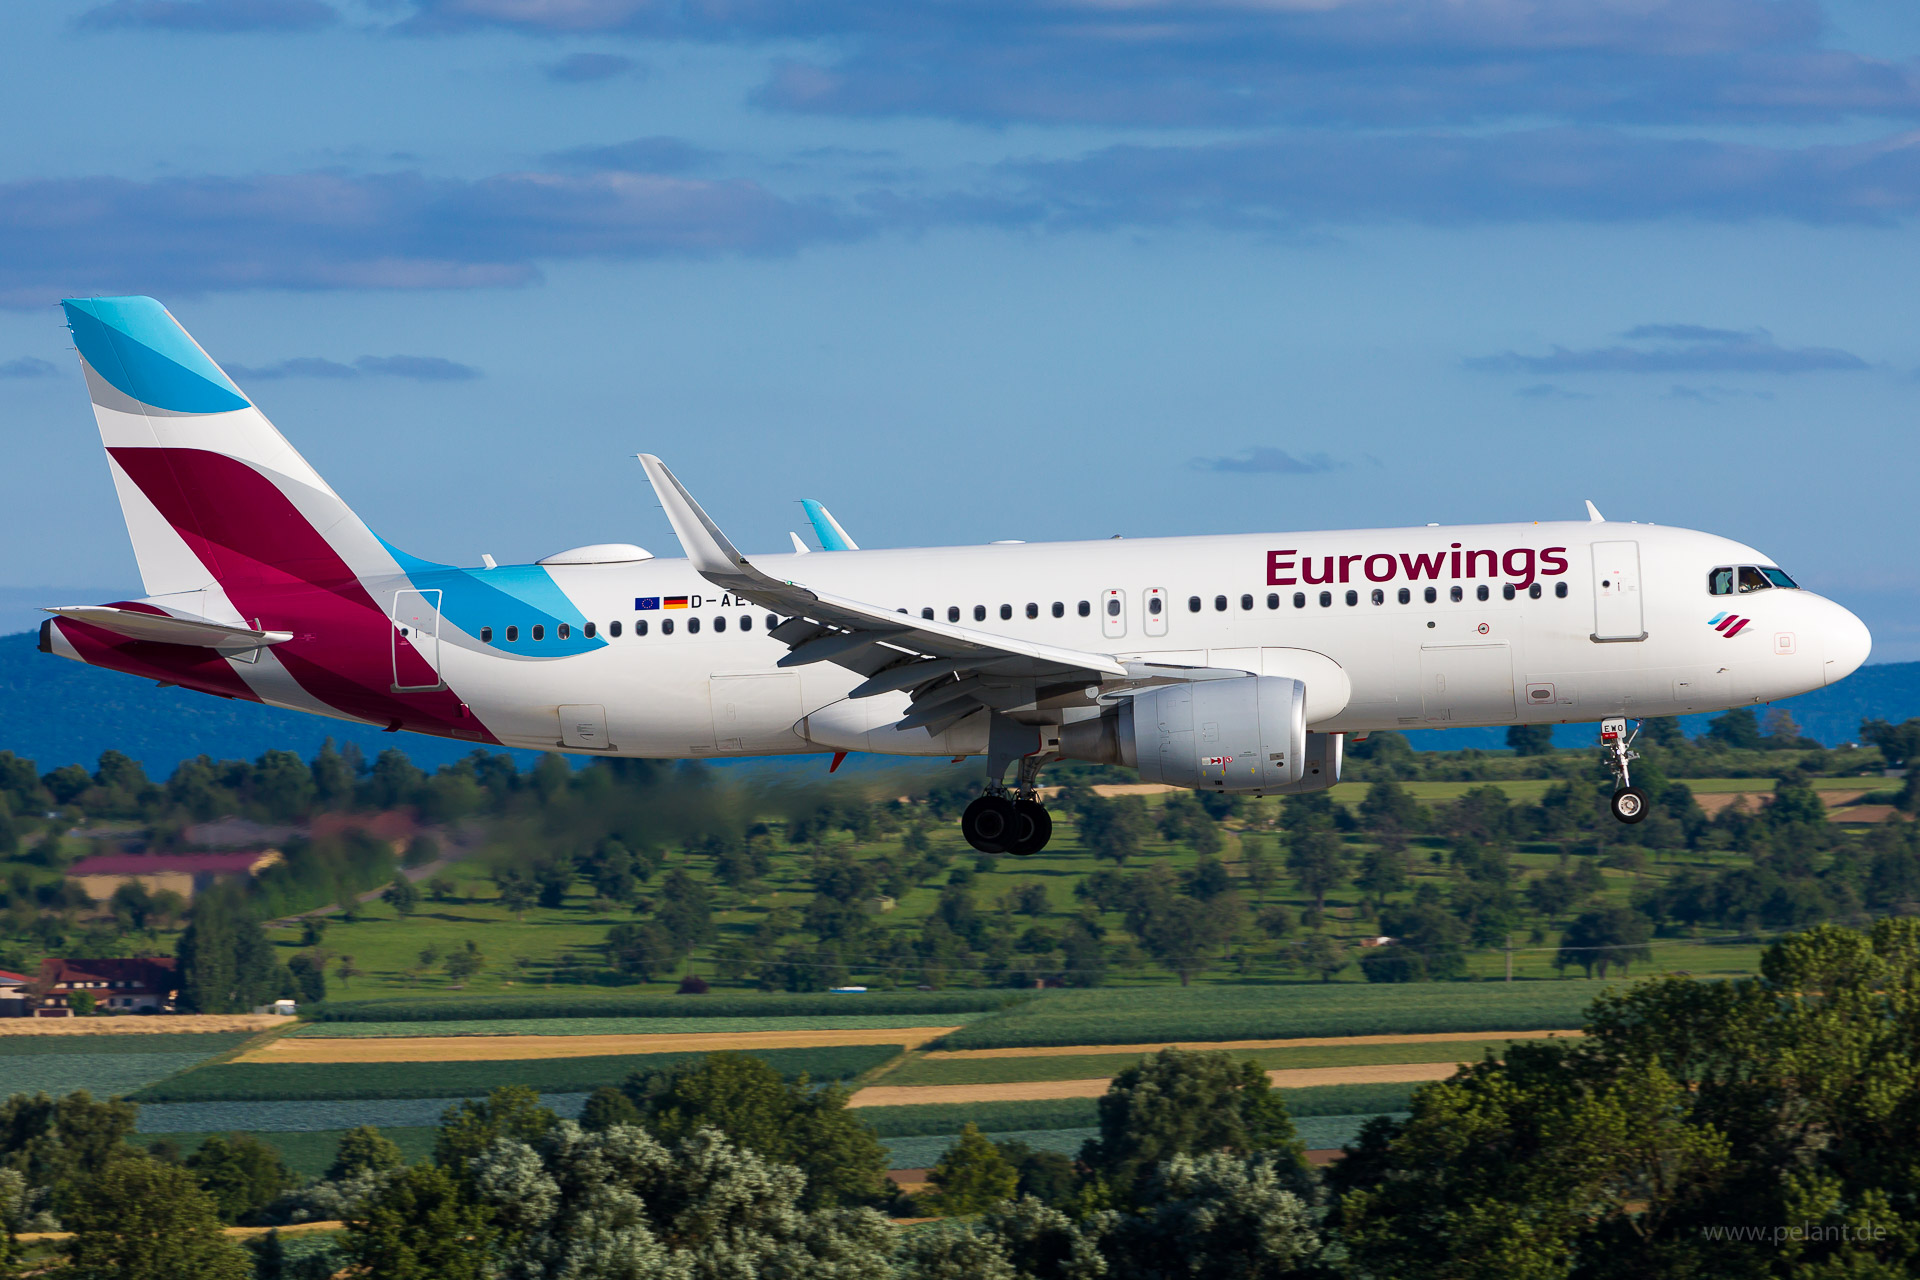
[{"xmin": 1061, "ymin": 675, "xmax": 1312, "ymax": 794}]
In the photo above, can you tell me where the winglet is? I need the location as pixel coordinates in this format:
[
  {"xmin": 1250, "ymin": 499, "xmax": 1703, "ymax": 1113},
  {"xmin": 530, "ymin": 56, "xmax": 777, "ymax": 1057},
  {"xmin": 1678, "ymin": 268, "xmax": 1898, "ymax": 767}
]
[
  {"xmin": 800, "ymin": 499, "xmax": 859, "ymax": 551},
  {"xmin": 1584, "ymin": 500, "xmax": 1606, "ymax": 523},
  {"xmin": 789, "ymin": 532, "xmax": 811, "ymax": 555},
  {"xmin": 637, "ymin": 454, "xmax": 753, "ymax": 580}
]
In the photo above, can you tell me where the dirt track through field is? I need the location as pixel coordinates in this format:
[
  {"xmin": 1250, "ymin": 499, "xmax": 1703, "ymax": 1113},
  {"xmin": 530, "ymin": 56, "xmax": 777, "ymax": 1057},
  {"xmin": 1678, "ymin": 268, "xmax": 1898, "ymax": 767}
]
[
  {"xmin": 0, "ymin": 1015, "xmax": 291, "ymax": 1036},
  {"xmin": 235, "ymin": 1026, "xmax": 962, "ymax": 1064},
  {"xmin": 849, "ymin": 1061, "xmax": 1465, "ymax": 1107},
  {"xmin": 924, "ymin": 1029, "xmax": 1582, "ymax": 1060}
]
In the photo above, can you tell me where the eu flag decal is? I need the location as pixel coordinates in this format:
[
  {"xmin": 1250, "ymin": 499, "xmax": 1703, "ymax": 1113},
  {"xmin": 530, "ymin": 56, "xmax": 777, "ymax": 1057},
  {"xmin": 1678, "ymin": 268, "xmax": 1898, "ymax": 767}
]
[{"xmin": 635, "ymin": 597, "xmax": 660, "ymax": 610}]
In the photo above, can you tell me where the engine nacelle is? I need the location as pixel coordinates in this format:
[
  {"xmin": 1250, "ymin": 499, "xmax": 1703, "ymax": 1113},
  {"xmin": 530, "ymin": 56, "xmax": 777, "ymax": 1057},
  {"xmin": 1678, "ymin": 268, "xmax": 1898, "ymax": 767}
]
[
  {"xmin": 1061, "ymin": 675, "xmax": 1310, "ymax": 794},
  {"xmin": 1272, "ymin": 729, "xmax": 1343, "ymax": 795}
]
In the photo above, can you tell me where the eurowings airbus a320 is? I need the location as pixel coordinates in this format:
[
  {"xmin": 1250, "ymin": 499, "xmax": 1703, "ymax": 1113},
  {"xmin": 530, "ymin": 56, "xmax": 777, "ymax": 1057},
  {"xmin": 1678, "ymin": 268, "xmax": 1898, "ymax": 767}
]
[{"xmin": 39, "ymin": 297, "xmax": 1873, "ymax": 855}]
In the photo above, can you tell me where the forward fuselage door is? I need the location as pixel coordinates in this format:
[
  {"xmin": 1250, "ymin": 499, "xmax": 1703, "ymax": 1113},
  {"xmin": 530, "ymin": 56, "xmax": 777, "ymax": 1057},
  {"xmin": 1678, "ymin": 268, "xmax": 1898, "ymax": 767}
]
[
  {"xmin": 1591, "ymin": 540, "xmax": 1646, "ymax": 642},
  {"xmin": 391, "ymin": 589, "xmax": 444, "ymax": 692}
]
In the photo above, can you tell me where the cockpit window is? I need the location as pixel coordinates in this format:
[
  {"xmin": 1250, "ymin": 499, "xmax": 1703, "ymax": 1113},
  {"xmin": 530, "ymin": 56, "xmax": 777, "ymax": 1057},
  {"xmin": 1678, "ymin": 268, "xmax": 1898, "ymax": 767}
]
[
  {"xmin": 1760, "ymin": 567, "xmax": 1798, "ymax": 589},
  {"xmin": 1709, "ymin": 567, "xmax": 1734, "ymax": 596},
  {"xmin": 1738, "ymin": 566, "xmax": 1772, "ymax": 593}
]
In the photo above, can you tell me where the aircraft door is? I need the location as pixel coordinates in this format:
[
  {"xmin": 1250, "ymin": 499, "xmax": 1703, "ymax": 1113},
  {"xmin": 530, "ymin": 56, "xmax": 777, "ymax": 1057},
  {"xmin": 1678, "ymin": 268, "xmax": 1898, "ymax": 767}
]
[
  {"xmin": 1143, "ymin": 587, "xmax": 1168, "ymax": 637},
  {"xmin": 1592, "ymin": 541, "xmax": 1646, "ymax": 641},
  {"xmin": 1102, "ymin": 589, "xmax": 1127, "ymax": 639},
  {"xmin": 391, "ymin": 589, "xmax": 444, "ymax": 692},
  {"xmin": 711, "ymin": 673, "xmax": 806, "ymax": 752}
]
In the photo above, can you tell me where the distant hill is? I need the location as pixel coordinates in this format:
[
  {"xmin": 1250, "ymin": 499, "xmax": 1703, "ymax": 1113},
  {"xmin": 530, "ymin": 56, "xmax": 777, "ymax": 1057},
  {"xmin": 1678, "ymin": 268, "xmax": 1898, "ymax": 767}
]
[{"xmin": 1, "ymin": 629, "xmax": 1915, "ymax": 775}]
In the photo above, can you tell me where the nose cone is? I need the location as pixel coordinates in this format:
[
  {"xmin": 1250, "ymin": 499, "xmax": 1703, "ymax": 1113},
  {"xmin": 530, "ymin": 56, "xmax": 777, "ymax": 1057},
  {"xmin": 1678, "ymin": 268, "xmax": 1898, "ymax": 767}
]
[{"xmin": 1823, "ymin": 602, "xmax": 1872, "ymax": 686}]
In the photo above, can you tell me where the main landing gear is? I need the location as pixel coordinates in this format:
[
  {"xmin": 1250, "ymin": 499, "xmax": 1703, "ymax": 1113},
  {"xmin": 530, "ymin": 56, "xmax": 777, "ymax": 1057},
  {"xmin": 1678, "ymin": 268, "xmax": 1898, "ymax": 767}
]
[
  {"xmin": 961, "ymin": 733, "xmax": 1054, "ymax": 857},
  {"xmin": 1599, "ymin": 716, "xmax": 1648, "ymax": 824}
]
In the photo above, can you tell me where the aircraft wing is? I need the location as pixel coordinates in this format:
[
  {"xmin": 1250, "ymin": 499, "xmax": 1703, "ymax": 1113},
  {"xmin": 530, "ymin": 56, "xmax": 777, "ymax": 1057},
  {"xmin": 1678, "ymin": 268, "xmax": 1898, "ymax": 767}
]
[
  {"xmin": 640, "ymin": 454, "xmax": 1130, "ymax": 734},
  {"xmin": 44, "ymin": 605, "xmax": 292, "ymax": 653}
]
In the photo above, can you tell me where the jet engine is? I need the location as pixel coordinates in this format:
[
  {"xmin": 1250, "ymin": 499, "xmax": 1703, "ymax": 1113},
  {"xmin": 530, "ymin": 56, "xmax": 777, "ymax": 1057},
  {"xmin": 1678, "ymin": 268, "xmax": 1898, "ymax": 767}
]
[{"xmin": 1060, "ymin": 675, "xmax": 1341, "ymax": 795}]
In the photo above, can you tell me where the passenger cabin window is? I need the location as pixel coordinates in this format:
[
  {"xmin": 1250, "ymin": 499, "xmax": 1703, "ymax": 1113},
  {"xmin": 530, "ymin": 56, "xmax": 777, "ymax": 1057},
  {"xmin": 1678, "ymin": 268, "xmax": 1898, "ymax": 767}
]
[
  {"xmin": 974, "ymin": 605, "xmax": 987, "ymax": 622},
  {"xmin": 1293, "ymin": 592, "xmax": 1306, "ymax": 608},
  {"xmin": 1240, "ymin": 594, "xmax": 1254, "ymax": 610},
  {"xmin": 480, "ymin": 627, "xmax": 493, "ymax": 642},
  {"xmin": 1555, "ymin": 583, "xmax": 1568, "ymax": 598},
  {"xmin": 1000, "ymin": 604, "xmax": 1012, "ymax": 620},
  {"xmin": 635, "ymin": 620, "xmax": 647, "ymax": 636},
  {"xmin": 741, "ymin": 615, "xmax": 752, "ymax": 630},
  {"xmin": 610, "ymin": 621, "xmax": 622, "ymax": 637},
  {"xmin": 1502, "ymin": 584, "xmax": 1516, "ymax": 600},
  {"xmin": 1267, "ymin": 593, "xmax": 1280, "ymax": 609},
  {"xmin": 1424, "ymin": 587, "xmax": 1437, "ymax": 603},
  {"xmin": 1371, "ymin": 589, "xmax": 1384, "ymax": 605},
  {"xmin": 583, "ymin": 622, "xmax": 596, "ymax": 638},
  {"xmin": 1709, "ymin": 567, "xmax": 1735, "ymax": 595},
  {"xmin": 1345, "ymin": 590, "xmax": 1359, "ymax": 606},
  {"xmin": 1214, "ymin": 595, "xmax": 1228, "ymax": 612},
  {"xmin": 1319, "ymin": 591, "xmax": 1332, "ymax": 607},
  {"xmin": 1025, "ymin": 603, "xmax": 1038, "ymax": 619},
  {"xmin": 766, "ymin": 615, "xmax": 778, "ymax": 629},
  {"xmin": 1529, "ymin": 584, "xmax": 1542, "ymax": 599},
  {"xmin": 1052, "ymin": 602, "xmax": 1064, "ymax": 618},
  {"xmin": 1450, "ymin": 586, "xmax": 1463, "ymax": 602},
  {"xmin": 1188, "ymin": 596, "xmax": 1202, "ymax": 613},
  {"xmin": 662, "ymin": 619, "xmax": 674, "ymax": 635},
  {"xmin": 1397, "ymin": 588, "xmax": 1410, "ymax": 604},
  {"xmin": 1476, "ymin": 585, "xmax": 1490, "ymax": 602},
  {"xmin": 923, "ymin": 608, "xmax": 934, "ymax": 619},
  {"xmin": 1078, "ymin": 601, "xmax": 1091, "ymax": 617},
  {"xmin": 714, "ymin": 616, "xmax": 727, "ymax": 632},
  {"xmin": 532, "ymin": 624, "xmax": 545, "ymax": 640},
  {"xmin": 558, "ymin": 623, "xmax": 571, "ymax": 639},
  {"xmin": 506, "ymin": 626, "xmax": 519, "ymax": 641},
  {"xmin": 949, "ymin": 606, "xmax": 961, "ymax": 622},
  {"xmin": 688, "ymin": 617, "xmax": 700, "ymax": 634}
]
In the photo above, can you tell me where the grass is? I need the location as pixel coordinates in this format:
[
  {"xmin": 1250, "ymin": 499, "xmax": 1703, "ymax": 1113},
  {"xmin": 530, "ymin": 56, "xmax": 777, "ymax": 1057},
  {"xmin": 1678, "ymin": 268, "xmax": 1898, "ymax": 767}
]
[
  {"xmin": 296, "ymin": 1013, "xmax": 989, "ymax": 1037},
  {"xmin": 129, "ymin": 1043, "xmax": 902, "ymax": 1102},
  {"xmin": 876, "ymin": 1037, "xmax": 1534, "ymax": 1087},
  {"xmin": 140, "ymin": 1126, "xmax": 439, "ymax": 1180},
  {"xmin": 937, "ymin": 983, "xmax": 1608, "ymax": 1050}
]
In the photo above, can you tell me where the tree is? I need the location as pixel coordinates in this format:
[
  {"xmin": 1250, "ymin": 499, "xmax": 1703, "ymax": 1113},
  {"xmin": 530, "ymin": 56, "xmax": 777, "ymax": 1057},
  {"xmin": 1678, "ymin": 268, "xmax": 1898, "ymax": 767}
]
[
  {"xmin": 1081, "ymin": 1048, "xmax": 1304, "ymax": 1198},
  {"xmin": 442, "ymin": 939, "xmax": 485, "ymax": 983},
  {"xmin": 1554, "ymin": 907, "xmax": 1653, "ymax": 979},
  {"xmin": 176, "ymin": 888, "xmax": 286, "ymax": 1013},
  {"xmin": 1356, "ymin": 841, "xmax": 1411, "ymax": 901},
  {"xmin": 1506, "ymin": 724, "xmax": 1556, "ymax": 756},
  {"xmin": 286, "ymin": 953, "xmax": 326, "ymax": 1004},
  {"xmin": 1706, "ymin": 707, "xmax": 1764, "ymax": 751},
  {"xmin": 381, "ymin": 876, "xmax": 419, "ymax": 916},
  {"xmin": 1126, "ymin": 883, "xmax": 1235, "ymax": 986},
  {"xmin": 334, "ymin": 954, "xmax": 361, "ymax": 989},
  {"xmin": 344, "ymin": 1162, "xmax": 494, "ymax": 1280},
  {"xmin": 1358, "ymin": 779, "xmax": 1421, "ymax": 833},
  {"xmin": 1109, "ymin": 1152, "xmax": 1320, "ymax": 1279},
  {"xmin": 1286, "ymin": 829, "xmax": 1349, "ymax": 910},
  {"xmin": 61, "ymin": 1157, "xmax": 250, "ymax": 1280},
  {"xmin": 604, "ymin": 921, "xmax": 679, "ymax": 982},
  {"xmin": 533, "ymin": 859, "xmax": 574, "ymax": 910},
  {"xmin": 326, "ymin": 1126, "xmax": 404, "ymax": 1182},
  {"xmin": 1862, "ymin": 717, "xmax": 1920, "ymax": 769},
  {"xmin": 625, "ymin": 1050, "xmax": 889, "ymax": 1207},
  {"xmin": 0, "ymin": 1090, "xmax": 139, "ymax": 1200},
  {"xmin": 185, "ymin": 1133, "xmax": 295, "ymax": 1223},
  {"xmin": 1078, "ymin": 796, "xmax": 1149, "ymax": 865},
  {"xmin": 493, "ymin": 871, "xmax": 536, "ymax": 920},
  {"xmin": 1292, "ymin": 932, "xmax": 1351, "ymax": 983},
  {"xmin": 655, "ymin": 868, "xmax": 715, "ymax": 949},
  {"xmin": 67, "ymin": 989, "xmax": 97, "ymax": 1016},
  {"xmin": 433, "ymin": 1086, "xmax": 558, "ymax": 1185},
  {"xmin": 1241, "ymin": 835, "xmax": 1279, "ymax": 900},
  {"xmin": 927, "ymin": 1123, "xmax": 1019, "ymax": 1215}
]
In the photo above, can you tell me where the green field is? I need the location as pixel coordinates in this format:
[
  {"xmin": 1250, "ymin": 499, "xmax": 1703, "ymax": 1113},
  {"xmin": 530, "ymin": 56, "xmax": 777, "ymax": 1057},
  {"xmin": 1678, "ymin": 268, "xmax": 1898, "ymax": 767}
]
[
  {"xmin": 937, "ymin": 982, "xmax": 1607, "ymax": 1050},
  {"xmin": 0, "ymin": 1032, "xmax": 257, "ymax": 1056},
  {"xmin": 129, "ymin": 1043, "xmax": 902, "ymax": 1102},
  {"xmin": 876, "ymin": 1036, "xmax": 1534, "ymax": 1087},
  {"xmin": 142, "ymin": 1126, "xmax": 439, "ymax": 1180},
  {"xmin": 292, "ymin": 1013, "xmax": 984, "ymax": 1038},
  {"xmin": 316, "ymin": 991, "xmax": 1016, "ymax": 1021},
  {"xmin": 0, "ymin": 1032, "xmax": 259, "ymax": 1100},
  {"xmin": 854, "ymin": 1079, "xmax": 1421, "ymax": 1138}
]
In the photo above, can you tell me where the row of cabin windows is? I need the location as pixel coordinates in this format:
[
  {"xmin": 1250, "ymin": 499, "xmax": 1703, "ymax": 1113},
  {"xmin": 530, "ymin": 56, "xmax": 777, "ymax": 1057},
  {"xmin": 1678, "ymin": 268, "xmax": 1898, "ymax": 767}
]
[
  {"xmin": 481, "ymin": 615, "xmax": 778, "ymax": 644},
  {"xmin": 1188, "ymin": 583, "xmax": 1569, "ymax": 611},
  {"xmin": 477, "ymin": 580, "xmax": 1574, "ymax": 644}
]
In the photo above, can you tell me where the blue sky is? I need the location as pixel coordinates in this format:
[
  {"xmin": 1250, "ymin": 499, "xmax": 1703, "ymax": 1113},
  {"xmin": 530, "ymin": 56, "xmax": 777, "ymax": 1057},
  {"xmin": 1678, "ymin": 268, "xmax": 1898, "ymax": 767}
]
[{"xmin": 3, "ymin": 0, "xmax": 1919, "ymax": 658}]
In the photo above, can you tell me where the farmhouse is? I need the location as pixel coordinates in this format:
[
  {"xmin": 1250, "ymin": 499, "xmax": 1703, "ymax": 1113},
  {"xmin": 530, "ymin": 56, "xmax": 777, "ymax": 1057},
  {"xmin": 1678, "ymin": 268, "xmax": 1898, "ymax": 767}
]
[
  {"xmin": 65, "ymin": 849, "xmax": 282, "ymax": 904},
  {"xmin": 30, "ymin": 956, "xmax": 179, "ymax": 1014}
]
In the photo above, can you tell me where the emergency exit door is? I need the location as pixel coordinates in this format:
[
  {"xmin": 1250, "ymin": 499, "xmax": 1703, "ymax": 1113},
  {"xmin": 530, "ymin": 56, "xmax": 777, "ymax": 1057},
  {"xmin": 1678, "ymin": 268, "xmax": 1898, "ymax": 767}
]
[{"xmin": 1591, "ymin": 541, "xmax": 1646, "ymax": 642}]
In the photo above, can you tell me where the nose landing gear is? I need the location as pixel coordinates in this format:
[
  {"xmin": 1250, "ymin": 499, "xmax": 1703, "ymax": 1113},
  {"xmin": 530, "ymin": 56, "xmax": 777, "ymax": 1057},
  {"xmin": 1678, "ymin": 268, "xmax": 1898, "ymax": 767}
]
[{"xmin": 1599, "ymin": 716, "xmax": 1648, "ymax": 824}]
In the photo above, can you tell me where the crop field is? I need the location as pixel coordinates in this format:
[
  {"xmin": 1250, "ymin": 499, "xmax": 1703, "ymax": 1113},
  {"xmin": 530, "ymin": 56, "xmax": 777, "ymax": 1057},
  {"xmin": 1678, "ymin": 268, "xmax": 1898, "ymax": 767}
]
[
  {"xmin": 0, "ymin": 1031, "xmax": 258, "ymax": 1100},
  {"xmin": 142, "ymin": 1126, "xmax": 439, "ymax": 1179},
  {"xmin": 315, "ymin": 991, "xmax": 1019, "ymax": 1021},
  {"xmin": 291, "ymin": 1014, "xmax": 990, "ymax": 1038},
  {"xmin": 874, "ymin": 1036, "xmax": 1540, "ymax": 1087},
  {"xmin": 245, "ymin": 1027, "xmax": 957, "ymax": 1063},
  {"xmin": 131, "ymin": 1094, "xmax": 566, "ymax": 1135},
  {"xmin": 130, "ymin": 1043, "xmax": 901, "ymax": 1102},
  {"xmin": 937, "ymin": 982, "xmax": 1608, "ymax": 1050}
]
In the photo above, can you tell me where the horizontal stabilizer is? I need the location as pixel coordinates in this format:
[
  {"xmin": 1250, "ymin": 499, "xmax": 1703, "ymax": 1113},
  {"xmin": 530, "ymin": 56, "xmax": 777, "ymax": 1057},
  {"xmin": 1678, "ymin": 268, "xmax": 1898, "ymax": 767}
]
[{"xmin": 44, "ymin": 605, "xmax": 292, "ymax": 653}]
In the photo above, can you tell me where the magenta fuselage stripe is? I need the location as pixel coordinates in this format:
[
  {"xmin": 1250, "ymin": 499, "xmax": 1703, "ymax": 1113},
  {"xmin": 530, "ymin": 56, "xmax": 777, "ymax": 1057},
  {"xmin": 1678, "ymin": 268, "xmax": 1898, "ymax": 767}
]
[{"xmin": 98, "ymin": 446, "xmax": 497, "ymax": 742}]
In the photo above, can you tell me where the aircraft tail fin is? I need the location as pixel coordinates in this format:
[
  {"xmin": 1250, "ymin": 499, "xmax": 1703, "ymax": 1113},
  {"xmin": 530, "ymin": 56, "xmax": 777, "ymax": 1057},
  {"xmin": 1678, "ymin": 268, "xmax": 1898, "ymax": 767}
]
[{"xmin": 62, "ymin": 297, "xmax": 403, "ymax": 600}]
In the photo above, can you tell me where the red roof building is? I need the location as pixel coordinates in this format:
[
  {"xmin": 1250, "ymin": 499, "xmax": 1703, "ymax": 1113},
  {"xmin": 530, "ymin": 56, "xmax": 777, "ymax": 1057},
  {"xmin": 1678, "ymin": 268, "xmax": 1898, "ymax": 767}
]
[
  {"xmin": 32, "ymin": 957, "xmax": 179, "ymax": 1015},
  {"xmin": 65, "ymin": 850, "xmax": 281, "ymax": 904}
]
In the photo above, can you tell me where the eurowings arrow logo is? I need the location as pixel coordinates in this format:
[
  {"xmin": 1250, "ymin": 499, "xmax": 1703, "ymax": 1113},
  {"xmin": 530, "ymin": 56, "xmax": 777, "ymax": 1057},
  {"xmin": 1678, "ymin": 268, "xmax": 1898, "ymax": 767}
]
[{"xmin": 1709, "ymin": 612, "xmax": 1752, "ymax": 637}]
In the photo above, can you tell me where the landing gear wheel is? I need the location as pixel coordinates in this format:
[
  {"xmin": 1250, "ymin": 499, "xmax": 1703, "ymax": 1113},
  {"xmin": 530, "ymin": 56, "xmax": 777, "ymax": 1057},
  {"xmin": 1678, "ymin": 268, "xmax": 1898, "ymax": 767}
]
[
  {"xmin": 1611, "ymin": 786, "xmax": 1648, "ymax": 824},
  {"xmin": 1006, "ymin": 801, "xmax": 1052, "ymax": 856},
  {"xmin": 962, "ymin": 795, "xmax": 1016, "ymax": 854}
]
